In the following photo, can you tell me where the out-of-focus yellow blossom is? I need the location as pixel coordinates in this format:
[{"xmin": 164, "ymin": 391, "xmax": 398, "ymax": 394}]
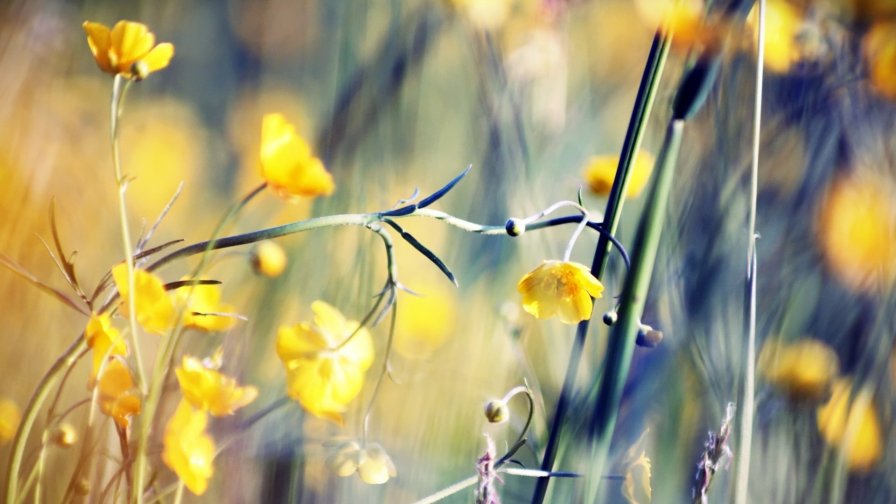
[
  {"xmin": 326, "ymin": 439, "xmax": 397, "ymax": 485},
  {"xmin": 394, "ymin": 284, "xmax": 457, "ymax": 359},
  {"xmin": 175, "ymin": 280, "xmax": 238, "ymax": 332},
  {"xmin": 113, "ymin": 264, "xmax": 176, "ymax": 335},
  {"xmin": 584, "ymin": 152, "xmax": 655, "ymax": 198},
  {"xmin": 97, "ymin": 359, "xmax": 141, "ymax": 429},
  {"xmin": 635, "ymin": 0, "xmax": 709, "ymax": 52},
  {"xmin": 621, "ymin": 429, "xmax": 652, "ymax": 504},
  {"xmin": 82, "ymin": 20, "xmax": 174, "ymax": 80},
  {"xmin": 817, "ymin": 171, "xmax": 896, "ymax": 292},
  {"xmin": 518, "ymin": 260, "xmax": 604, "ymax": 324},
  {"xmin": 84, "ymin": 312, "xmax": 126, "ymax": 382},
  {"xmin": 446, "ymin": 0, "xmax": 513, "ymax": 31},
  {"xmin": 251, "ymin": 240, "xmax": 288, "ymax": 278},
  {"xmin": 758, "ymin": 338, "xmax": 840, "ymax": 401},
  {"xmin": 162, "ymin": 400, "xmax": 215, "ymax": 495},
  {"xmin": 817, "ymin": 378, "xmax": 883, "ymax": 472},
  {"xmin": 276, "ymin": 301, "xmax": 375, "ymax": 423},
  {"xmin": 175, "ymin": 355, "xmax": 258, "ymax": 417},
  {"xmin": 747, "ymin": 0, "xmax": 813, "ymax": 74},
  {"xmin": 864, "ymin": 21, "xmax": 896, "ymax": 100},
  {"xmin": 260, "ymin": 113, "xmax": 334, "ymax": 200},
  {"xmin": 0, "ymin": 399, "xmax": 21, "ymax": 444}
]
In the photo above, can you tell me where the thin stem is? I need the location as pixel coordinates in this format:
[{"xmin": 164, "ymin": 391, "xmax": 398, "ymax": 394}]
[
  {"xmin": 109, "ymin": 75, "xmax": 147, "ymax": 392},
  {"xmin": 735, "ymin": 2, "xmax": 764, "ymax": 503},
  {"xmin": 562, "ymin": 217, "xmax": 590, "ymax": 262},
  {"xmin": 531, "ymin": 29, "xmax": 670, "ymax": 504}
]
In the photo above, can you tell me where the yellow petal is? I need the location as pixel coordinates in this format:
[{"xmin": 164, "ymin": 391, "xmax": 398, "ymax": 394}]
[
  {"xmin": 113, "ymin": 264, "xmax": 177, "ymax": 335},
  {"xmin": 82, "ymin": 21, "xmax": 113, "ymax": 73},
  {"xmin": 163, "ymin": 400, "xmax": 215, "ymax": 495},
  {"xmin": 357, "ymin": 444, "xmax": 397, "ymax": 485},
  {"xmin": 110, "ymin": 20, "xmax": 154, "ymax": 70},
  {"xmin": 517, "ymin": 261, "xmax": 603, "ymax": 324},
  {"xmin": 97, "ymin": 359, "xmax": 141, "ymax": 429},
  {"xmin": 85, "ymin": 313, "xmax": 127, "ymax": 382},
  {"xmin": 140, "ymin": 42, "xmax": 174, "ymax": 74},
  {"xmin": 260, "ymin": 113, "xmax": 335, "ymax": 199},
  {"xmin": 176, "ymin": 355, "xmax": 258, "ymax": 416},
  {"xmin": 817, "ymin": 379, "xmax": 883, "ymax": 472},
  {"xmin": 0, "ymin": 399, "xmax": 21, "ymax": 444}
]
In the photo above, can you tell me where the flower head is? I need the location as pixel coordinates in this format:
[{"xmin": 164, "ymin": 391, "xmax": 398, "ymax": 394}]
[
  {"xmin": 583, "ymin": 152, "xmax": 655, "ymax": 199},
  {"xmin": 276, "ymin": 301, "xmax": 374, "ymax": 422},
  {"xmin": 113, "ymin": 264, "xmax": 176, "ymax": 335},
  {"xmin": 260, "ymin": 113, "xmax": 334, "ymax": 200},
  {"xmin": 817, "ymin": 378, "xmax": 883, "ymax": 472},
  {"xmin": 82, "ymin": 20, "xmax": 174, "ymax": 79},
  {"xmin": 325, "ymin": 438, "xmax": 397, "ymax": 485},
  {"xmin": 758, "ymin": 338, "xmax": 839, "ymax": 401},
  {"xmin": 0, "ymin": 399, "xmax": 21, "ymax": 445},
  {"xmin": 97, "ymin": 358, "xmax": 141, "ymax": 429},
  {"xmin": 517, "ymin": 260, "xmax": 604, "ymax": 324},
  {"xmin": 84, "ymin": 313, "xmax": 127, "ymax": 382},
  {"xmin": 162, "ymin": 400, "xmax": 215, "ymax": 495},
  {"xmin": 175, "ymin": 280, "xmax": 238, "ymax": 332},
  {"xmin": 175, "ymin": 355, "xmax": 258, "ymax": 416}
]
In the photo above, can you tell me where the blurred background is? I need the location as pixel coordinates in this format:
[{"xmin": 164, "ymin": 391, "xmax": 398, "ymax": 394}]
[{"xmin": 0, "ymin": 0, "xmax": 894, "ymax": 502}]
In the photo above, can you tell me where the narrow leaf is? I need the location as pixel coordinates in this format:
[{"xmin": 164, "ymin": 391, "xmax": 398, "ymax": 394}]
[{"xmin": 417, "ymin": 165, "xmax": 472, "ymax": 208}]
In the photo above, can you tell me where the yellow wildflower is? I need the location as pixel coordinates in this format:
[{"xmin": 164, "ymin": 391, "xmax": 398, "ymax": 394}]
[
  {"xmin": 758, "ymin": 338, "xmax": 839, "ymax": 401},
  {"xmin": 250, "ymin": 240, "xmax": 288, "ymax": 278},
  {"xmin": 864, "ymin": 21, "xmax": 896, "ymax": 100},
  {"xmin": 0, "ymin": 399, "xmax": 21, "ymax": 444},
  {"xmin": 175, "ymin": 280, "xmax": 238, "ymax": 332},
  {"xmin": 621, "ymin": 429, "xmax": 652, "ymax": 504},
  {"xmin": 817, "ymin": 378, "xmax": 883, "ymax": 472},
  {"xmin": 84, "ymin": 313, "xmax": 127, "ymax": 382},
  {"xmin": 583, "ymin": 153, "xmax": 655, "ymax": 199},
  {"xmin": 162, "ymin": 400, "xmax": 215, "ymax": 495},
  {"xmin": 276, "ymin": 301, "xmax": 375, "ymax": 422},
  {"xmin": 326, "ymin": 439, "xmax": 397, "ymax": 485},
  {"xmin": 635, "ymin": 0, "xmax": 709, "ymax": 53},
  {"xmin": 113, "ymin": 264, "xmax": 177, "ymax": 334},
  {"xmin": 746, "ymin": 0, "xmax": 809, "ymax": 74},
  {"xmin": 97, "ymin": 359, "xmax": 141, "ymax": 429},
  {"xmin": 260, "ymin": 113, "xmax": 334, "ymax": 200},
  {"xmin": 517, "ymin": 260, "xmax": 604, "ymax": 324},
  {"xmin": 817, "ymin": 171, "xmax": 896, "ymax": 292},
  {"xmin": 82, "ymin": 20, "xmax": 174, "ymax": 79},
  {"xmin": 175, "ymin": 355, "xmax": 258, "ymax": 417}
]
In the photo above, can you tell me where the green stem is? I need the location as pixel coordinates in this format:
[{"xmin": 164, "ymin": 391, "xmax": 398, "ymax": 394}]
[
  {"xmin": 530, "ymin": 29, "xmax": 670, "ymax": 504},
  {"xmin": 586, "ymin": 119, "xmax": 684, "ymax": 502}
]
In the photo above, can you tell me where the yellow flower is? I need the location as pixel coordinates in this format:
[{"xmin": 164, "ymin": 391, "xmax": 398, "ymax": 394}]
[
  {"xmin": 864, "ymin": 21, "xmax": 896, "ymax": 100},
  {"xmin": 0, "ymin": 399, "xmax": 21, "ymax": 445},
  {"xmin": 583, "ymin": 152, "xmax": 655, "ymax": 199},
  {"xmin": 84, "ymin": 313, "xmax": 127, "ymax": 382},
  {"xmin": 251, "ymin": 240, "xmax": 288, "ymax": 278},
  {"xmin": 97, "ymin": 359, "xmax": 141, "ymax": 429},
  {"xmin": 635, "ymin": 0, "xmax": 709, "ymax": 53},
  {"xmin": 175, "ymin": 355, "xmax": 258, "ymax": 417},
  {"xmin": 260, "ymin": 113, "xmax": 335, "ymax": 200},
  {"xmin": 162, "ymin": 400, "xmax": 215, "ymax": 495},
  {"xmin": 276, "ymin": 301, "xmax": 375, "ymax": 423},
  {"xmin": 82, "ymin": 20, "xmax": 174, "ymax": 79},
  {"xmin": 758, "ymin": 338, "xmax": 839, "ymax": 401},
  {"xmin": 113, "ymin": 264, "xmax": 176, "ymax": 335},
  {"xmin": 517, "ymin": 260, "xmax": 604, "ymax": 324},
  {"xmin": 325, "ymin": 439, "xmax": 397, "ymax": 485},
  {"xmin": 746, "ymin": 0, "xmax": 808, "ymax": 74},
  {"xmin": 817, "ymin": 171, "xmax": 896, "ymax": 292},
  {"xmin": 817, "ymin": 378, "xmax": 883, "ymax": 472},
  {"xmin": 621, "ymin": 429, "xmax": 652, "ymax": 504},
  {"xmin": 175, "ymin": 280, "xmax": 238, "ymax": 332}
]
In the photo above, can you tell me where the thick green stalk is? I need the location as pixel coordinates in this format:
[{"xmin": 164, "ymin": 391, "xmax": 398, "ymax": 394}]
[
  {"xmin": 530, "ymin": 30, "xmax": 670, "ymax": 504},
  {"xmin": 586, "ymin": 120, "xmax": 684, "ymax": 501}
]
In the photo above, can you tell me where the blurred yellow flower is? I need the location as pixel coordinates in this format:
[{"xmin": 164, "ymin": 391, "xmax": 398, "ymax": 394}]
[
  {"xmin": 113, "ymin": 264, "xmax": 176, "ymax": 335},
  {"xmin": 175, "ymin": 280, "xmax": 238, "ymax": 332},
  {"xmin": 758, "ymin": 338, "xmax": 839, "ymax": 401},
  {"xmin": 394, "ymin": 284, "xmax": 457, "ymax": 359},
  {"xmin": 817, "ymin": 171, "xmax": 896, "ymax": 292},
  {"xmin": 0, "ymin": 398, "xmax": 21, "ymax": 444},
  {"xmin": 817, "ymin": 378, "xmax": 883, "ymax": 472},
  {"xmin": 635, "ymin": 0, "xmax": 708, "ymax": 52},
  {"xmin": 864, "ymin": 21, "xmax": 896, "ymax": 100},
  {"xmin": 97, "ymin": 359, "xmax": 141, "ymax": 429},
  {"xmin": 583, "ymin": 152, "xmax": 655, "ymax": 199},
  {"xmin": 82, "ymin": 20, "xmax": 174, "ymax": 80},
  {"xmin": 518, "ymin": 260, "xmax": 604, "ymax": 324},
  {"xmin": 276, "ymin": 301, "xmax": 375, "ymax": 423},
  {"xmin": 260, "ymin": 113, "xmax": 334, "ymax": 200},
  {"xmin": 162, "ymin": 400, "xmax": 215, "ymax": 495},
  {"xmin": 746, "ymin": 0, "xmax": 809, "ymax": 73},
  {"xmin": 84, "ymin": 312, "xmax": 127, "ymax": 382},
  {"xmin": 251, "ymin": 240, "xmax": 288, "ymax": 278},
  {"xmin": 175, "ymin": 355, "xmax": 258, "ymax": 417},
  {"xmin": 326, "ymin": 439, "xmax": 398, "ymax": 485}
]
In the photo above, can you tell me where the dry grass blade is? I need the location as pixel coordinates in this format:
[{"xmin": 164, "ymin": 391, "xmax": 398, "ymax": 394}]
[{"xmin": 0, "ymin": 253, "xmax": 88, "ymax": 315}]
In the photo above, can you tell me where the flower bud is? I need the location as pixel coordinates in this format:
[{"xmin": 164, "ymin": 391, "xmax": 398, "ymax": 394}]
[
  {"xmin": 251, "ymin": 240, "xmax": 287, "ymax": 278},
  {"xmin": 53, "ymin": 423, "xmax": 78, "ymax": 448},
  {"xmin": 636, "ymin": 323, "xmax": 663, "ymax": 348},
  {"xmin": 603, "ymin": 311, "xmax": 618, "ymax": 326},
  {"xmin": 484, "ymin": 399, "xmax": 510, "ymax": 424},
  {"xmin": 74, "ymin": 478, "xmax": 91, "ymax": 496},
  {"xmin": 505, "ymin": 218, "xmax": 526, "ymax": 237},
  {"xmin": 131, "ymin": 60, "xmax": 150, "ymax": 81}
]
